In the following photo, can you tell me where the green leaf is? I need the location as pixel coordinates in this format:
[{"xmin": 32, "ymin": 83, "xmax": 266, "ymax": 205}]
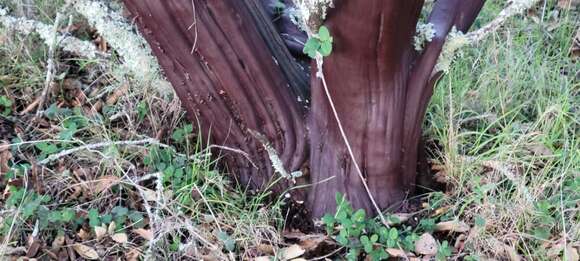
[
  {"xmin": 48, "ymin": 211, "xmax": 62, "ymax": 223},
  {"xmin": 320, "ymin": 40, "xmax": 333, "ymax": 56},
  {"xmin": 184, "ymin": 124, "xmax": 193, "ymax": 134},
  {"xmin": 475, "ymin": 215, "xmax": 486, "ymax": 227},
  {"xmin": 101, "ymin": 213, "xmax": 113, "ymax": 224},
  {"xmin": 37, "ymin": 206, "xmax": 50, "ymax": 230},
  {"xmin": 217, "ymin": 231, "xmax": 236, "ymax": 252},
  {"xmin": 318, "ymin": 26, "xmax": 331, "ymax": 41},
  {"xmin": 303, "ymin": 38, "xmax": 321, "ymax": 58},
  {"xmin": 321, "ymin": 213, "xmax": 335, "ymax": 230},
  {"xmin": 335, "ymin": 233, "xmax": 348, "ymax": 246},
  {"xmin": 351, "ymin": 209, "xmax": 366, "ymax": 223},
  {"xmin": 137, "ymin": 101, "xmax": 148, "ymax": 122},
  {"xmin": 61, "ymin": 209, "xmax": 76, "ymax": 223},
  {"xmin": 111, "ymin": 206, "xmax": 129, "ymax": 217},
  {"xmin": 346, "ymin": 248, "xmax": 359, "ymax": 261},
  {"xmin": 532, "ymin": 226, "xmax": 551, "ymax": 240},
  {"xmin": 128, "ymin": 211, "xmax": 145, "ymax": 228},
  {"xmin": 88, "ymin": 208, "xmax": 100, "ymax": 227},
  {"xmin": 388, "ymin": 228, "xmax": 398, "ymax": 240},
  {"xmin": 361, "ymin": 235, "xmax": 373, "ymax": 253}
]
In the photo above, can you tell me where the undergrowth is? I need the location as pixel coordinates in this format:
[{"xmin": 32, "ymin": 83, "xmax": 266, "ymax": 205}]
[{"xmin": 0, "ymin": 0, "xmax": 577, "ymax": 260}]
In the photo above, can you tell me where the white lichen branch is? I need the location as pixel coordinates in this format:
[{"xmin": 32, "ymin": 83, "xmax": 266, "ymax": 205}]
[
  {"xmin": 436, "ymin": 0, "xmax": 541, "ymax": 72},
  {"xmin": 70, "ymin": 0, "xmax": 172, "ymax": 95},
  {"xmin": 0, "ymin": 5, "xmax": 104, "ymax": 59}
]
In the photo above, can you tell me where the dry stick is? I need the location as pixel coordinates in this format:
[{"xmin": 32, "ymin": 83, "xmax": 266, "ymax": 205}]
[
  {"xmin": 314, "ymin": 56, "xmax": 389, "ymax": 227},
  {"xmin": 188, "ymin": 0, "xmax": 198, "ymax": 54},
  {"xmin": 35, "ymin": 12, "xmax": 62, "ymax": 117},
  {"xmin": 37, "ymin": 138, "xmax": 159, "ymax": 165}
]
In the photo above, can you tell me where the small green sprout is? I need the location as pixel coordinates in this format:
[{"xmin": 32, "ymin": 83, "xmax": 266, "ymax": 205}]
[{"xmin": 303, "ymin": 25, "xmax": 333, "ymax": 58}]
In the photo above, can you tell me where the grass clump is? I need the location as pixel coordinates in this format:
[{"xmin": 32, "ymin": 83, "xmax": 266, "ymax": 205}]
[{"xmin": 425, "ymin": 0, "xmax": 579, "ymax": 259}]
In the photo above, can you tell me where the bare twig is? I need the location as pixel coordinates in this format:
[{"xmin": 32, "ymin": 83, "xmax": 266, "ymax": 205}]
[
  {"xmin": 36, "ymin": 11, "xmax": 61, "ymax": 116},
  {"xmin": 37, "ymin": 138, "xmax": 160, "ymax": 165},
  {"xmin": 188, "ymin": 0, "xmax": 198, "ymax": 54}
]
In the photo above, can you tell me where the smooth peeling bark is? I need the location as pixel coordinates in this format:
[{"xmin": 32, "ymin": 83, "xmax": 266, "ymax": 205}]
[
  {"xmin": 308, "ymin": 0, "xmax": 486, "ymax": 217},
  {"xmin": 122, "ymin": 0, "xmax": 309, "ymax": 197},
  {"xmin": 308, "ymin": 0, "xmax": 425, "ymax": 217}
]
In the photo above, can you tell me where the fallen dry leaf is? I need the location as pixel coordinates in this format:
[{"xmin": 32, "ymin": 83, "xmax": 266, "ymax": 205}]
[
  {"xmin": 106, "ymin": 82, "xmax": 129, "ymax": 105},
  {"xmin": 558, "ymin": 0, "xmax": 580, "ymax": 9},
  {"xmin": 26, "ymin": 237, "xmax": 41, "ymax": 257},
  {"xmin": 386, "ymin": 248, "xmax": 414, "ymax": 258},
  {"xmin": 125, "ymin": 248, "xmax": 141, "ymax": 261},
  {"xmin": 0, "ymin": 149, "xmax": 12, "ymax": 173},
  {"xmin": 565, "ymin": 246, "xmax": 579, "ymax": 261},
  {"xmin": 133, "ymin": 228, "xmax": 154, "ymax": 241},
  {"xmin": 279, "ymin": 244, "xmax": 305, "ymax": 260},
  {"xmin": 571, "ymin": 27, "xmax": 580, "ymax": 58},
  {"xmin": 387, "ymin": 213, "xmax": 413, "ymax": 225},
  {"xmin": 298, "ymin": 234, "xmax": 327, "ymax": 251},
  {"xmin": 108, "ymin": 221, "xmax": 117, "ymax": 235},
  {"xmin": 415, "ymin": 233, "xmax": 438, "ymax": 256},
  {"xmin": 435, "ymin": 220, "xmax": 470, "ymax": 233},
  {"xmin": 111, "ymin": 233, "xmax": 128, "ymax": 244},
  {"xmin": 94, "ymin": 226, "xmax": 107, "ymax": 241},
  {"xmin": 77, "ymin": 229, "xmax": 91, "ymax": 241},
  {"xmin": 256, "ymin": 243, "xmax": 275, "ymax": 255},
  {"xmin": 141, "ymin": 188, "xmax": 157, "ymax": 202},
  {"xmin": 72, "ymin": 244, "xmax": 99, "ymax": 260},
  {"xmin": 0, "ymin": 246, "xmax": 27, "ymax": 255},
  {"xmin": 94, "ymin": 175, "xmax": 121, "ymax": 194}
]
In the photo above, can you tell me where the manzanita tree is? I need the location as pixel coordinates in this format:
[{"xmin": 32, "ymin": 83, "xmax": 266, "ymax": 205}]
[{"xmin": 122, "ymin": 0, "xmax": 488, "ymax": 218}]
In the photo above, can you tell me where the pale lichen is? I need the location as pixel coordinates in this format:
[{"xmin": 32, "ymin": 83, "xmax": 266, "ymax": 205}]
[
  {"xmin": 248, "ymin": 129, "xmax": 302, "ymax": 184},
  {"xmin": 414, "ymin": 22, "xmax": 436, "ymax": 51},
  {"xmin": 435, "ymin": 27, "xmax": 468, "ymax": 73},
  {"xmin": 70, "ymin": 0, "xmax": 172, "ymax": 95},
  {"xmin": 291, "ymin": 0, "xmax": 334, "ymax": 35},
  {"xmin": 0, "ymin": 5, "xmax": 102, "ymax": 59}
]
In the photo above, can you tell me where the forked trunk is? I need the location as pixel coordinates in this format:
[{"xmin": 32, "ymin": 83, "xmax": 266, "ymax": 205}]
[
  {"xmin": 123, "ymin": 0, "xmax": 485, "ymax": 218},
  {"xmin": 307, "ymin": 0, "xmax": 486, "ymax": 217}
]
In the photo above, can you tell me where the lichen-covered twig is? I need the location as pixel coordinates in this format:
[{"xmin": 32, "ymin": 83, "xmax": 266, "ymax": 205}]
[
  {"xmin": 248, "ymin": 129, "xmax": 302, "ymax": 183},
  {"xmin": 70, "ymin": 0, "xmax": 171, "ymax": 94},
  {"xmin": 0, "ymin": 6, "xmax": 104, "ymax": 59},
  {"xmin": 436, "ymin": 0, "xmax": 541, "ymax": 72}
]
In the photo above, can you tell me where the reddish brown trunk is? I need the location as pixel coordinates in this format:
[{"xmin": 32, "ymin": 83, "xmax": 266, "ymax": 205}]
[
  {"xmin": 122, "ymin": 0, "xmax": 309, "ymax": 198},
  {"xmin": 308, "ymin": 0, "xmax": 486, "ymax": 217},
  {"xmin": 307, "ymin": 0, "xmax": 425, "ymax": 217},
  {"xmin": 123, "ymin": 0, "xmax": 485, "ymax": 218}
]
